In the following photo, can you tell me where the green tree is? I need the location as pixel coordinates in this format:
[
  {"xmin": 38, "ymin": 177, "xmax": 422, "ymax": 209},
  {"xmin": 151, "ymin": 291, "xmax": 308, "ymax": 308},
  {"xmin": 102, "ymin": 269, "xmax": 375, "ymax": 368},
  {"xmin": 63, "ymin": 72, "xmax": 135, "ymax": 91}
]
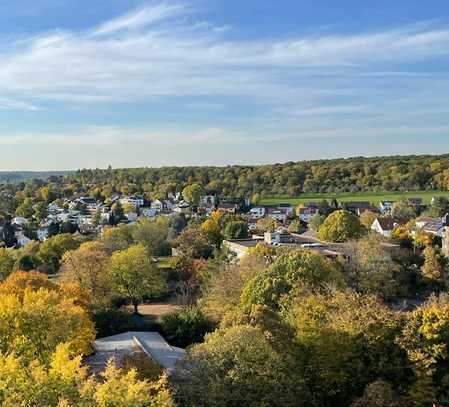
[
  {"xmin": 132, "ymin": 217, "xmax": 171, "ymax": 256},
  {"xmin": 37, "ymin": 234, "xmax": 81, "ymax": 274},
  {"xmin": 34, "ymin": 201, "xmax": 48, "ymax": 222},
  {"xmin": 110, "ymin": 244, "xmax": 165, "ymax": 312},
  {"xmin": 182, "ymin": 183, "xmax": 203, "ymax": 206},
  {"xmin": 240, "ymin": 249, "xmax": 344, "ymax": 310},
  {"xmin": 173, "ymin": 325, "xmax": 308, "ymax": 407},
  {"xmin": 256, "ymin": 217, "xmax": 278, "ymax": 233},
  {"xmin": 15, "ymin": 197, "xmax": 34, "ymax": 218},
  {"xmin": 223, "ymin": 220, "xmax": 249, "ymax": 240},
  {"xmin": 308, "ymin": 213, "xmax": 325, "ymax": 232},
  {"xmin": 391, "ymin": 200, "xmax": 417, "ymax": 221},
  {"xmin": 161, "ymin": 307, "xmax": 214, "ymax": 348},
  {"xmin": 0, "ymin": 247, "xmax": 15, "ymax": 281},
  {"xmin": 318, "ymin": 210, "xmax": 364, "ymax": 243}
]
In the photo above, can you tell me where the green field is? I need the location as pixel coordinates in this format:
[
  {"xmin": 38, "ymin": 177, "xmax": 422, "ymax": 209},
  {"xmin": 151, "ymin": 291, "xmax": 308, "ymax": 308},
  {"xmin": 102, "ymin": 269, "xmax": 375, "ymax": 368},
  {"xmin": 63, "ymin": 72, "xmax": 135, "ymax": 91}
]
[{"xmin": 260, "ymin": 190, "xmax": 449, "ymax": 206}]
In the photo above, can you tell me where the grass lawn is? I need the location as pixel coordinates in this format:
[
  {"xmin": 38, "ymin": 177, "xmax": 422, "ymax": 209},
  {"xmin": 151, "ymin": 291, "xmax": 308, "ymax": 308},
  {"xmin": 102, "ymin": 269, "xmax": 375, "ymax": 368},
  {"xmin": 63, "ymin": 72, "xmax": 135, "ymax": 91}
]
[{"xmin": 260, "ymin": 190, "xmax": 449, "ymax": 206}]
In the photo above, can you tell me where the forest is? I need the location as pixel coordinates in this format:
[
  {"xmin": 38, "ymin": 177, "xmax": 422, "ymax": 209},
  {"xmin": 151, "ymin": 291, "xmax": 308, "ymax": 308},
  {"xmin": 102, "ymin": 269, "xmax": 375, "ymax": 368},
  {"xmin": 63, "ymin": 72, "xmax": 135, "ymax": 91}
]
[{"xmin": 66, "ymin": 154, "xmax": 449, "ymax": 199}]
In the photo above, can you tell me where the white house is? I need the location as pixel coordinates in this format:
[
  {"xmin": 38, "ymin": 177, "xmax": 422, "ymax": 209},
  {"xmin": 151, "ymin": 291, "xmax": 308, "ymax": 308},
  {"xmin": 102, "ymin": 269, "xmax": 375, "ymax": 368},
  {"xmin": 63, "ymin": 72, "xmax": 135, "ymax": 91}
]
[
  {"xmin": 120, "ymin": 196, "xmax": 145, "ymax": 208},
  {"xmin": 140, "ymin": 207, "xmax": 157, "ymax": 218},
  {"xmin": 371, "ymin": 217, "xmax": 397, "ymax": 238},
  {"xmin": 250, "ymin": 207, "xmax": 266, "ymax": 219}
]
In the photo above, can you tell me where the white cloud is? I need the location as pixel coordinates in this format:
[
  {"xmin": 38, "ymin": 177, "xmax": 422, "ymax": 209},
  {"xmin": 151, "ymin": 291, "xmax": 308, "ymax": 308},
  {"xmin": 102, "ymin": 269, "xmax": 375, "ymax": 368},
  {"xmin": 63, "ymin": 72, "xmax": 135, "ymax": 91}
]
[
  {"xmin": 93, "ymin": 3, "xmax": 186, "ymax": 35},
  {"xmin": 1, "ymin": 4, "xmax": 449, "ymax": 106}
]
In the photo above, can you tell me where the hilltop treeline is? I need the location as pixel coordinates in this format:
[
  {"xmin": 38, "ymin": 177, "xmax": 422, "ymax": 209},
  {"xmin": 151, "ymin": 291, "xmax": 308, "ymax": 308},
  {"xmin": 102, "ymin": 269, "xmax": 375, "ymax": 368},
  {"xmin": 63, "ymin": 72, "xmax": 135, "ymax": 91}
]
[{"xmin": 68, "ymin": 154, "xmax": 449, "ymax": 198}]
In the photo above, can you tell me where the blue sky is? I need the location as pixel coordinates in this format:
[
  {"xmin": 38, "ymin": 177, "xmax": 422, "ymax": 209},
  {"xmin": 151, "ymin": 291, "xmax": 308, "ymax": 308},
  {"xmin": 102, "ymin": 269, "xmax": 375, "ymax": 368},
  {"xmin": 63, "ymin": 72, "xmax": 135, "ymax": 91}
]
[{"xmin": 1, "ymin": 0, "xmax": 449, "ymax": 170}]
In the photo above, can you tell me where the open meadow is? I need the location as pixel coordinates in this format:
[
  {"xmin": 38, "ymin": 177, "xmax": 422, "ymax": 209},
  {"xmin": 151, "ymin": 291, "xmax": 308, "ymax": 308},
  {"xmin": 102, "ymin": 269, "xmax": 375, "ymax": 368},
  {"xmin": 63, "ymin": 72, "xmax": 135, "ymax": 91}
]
[{"xmin": 260, "ymin": 190, "xmax": 449, "ymax": 206}]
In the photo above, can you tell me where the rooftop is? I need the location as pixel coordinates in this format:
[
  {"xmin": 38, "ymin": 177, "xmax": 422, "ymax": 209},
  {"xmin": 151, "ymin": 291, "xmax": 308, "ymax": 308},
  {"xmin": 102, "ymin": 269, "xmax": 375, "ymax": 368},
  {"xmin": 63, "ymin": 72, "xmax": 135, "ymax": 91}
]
[{"xmin": 86, "ymin": 331, "xmax": 186, "ymax": 374}]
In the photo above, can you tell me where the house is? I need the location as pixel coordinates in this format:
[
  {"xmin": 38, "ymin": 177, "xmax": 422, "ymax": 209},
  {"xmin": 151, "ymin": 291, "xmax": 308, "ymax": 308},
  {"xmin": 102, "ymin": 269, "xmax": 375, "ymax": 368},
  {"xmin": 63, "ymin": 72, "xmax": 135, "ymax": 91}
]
[
  {"xmin": 15, "ymin": 231, "xmax": 32, "ymax": 247},
  {"xmin": 78, "ymin": 197, "xmax": 98, "ymax": 210},
  {"xmin": 223, "ymin": 238, "xmax": 264, "ymax": 259},
  {"xmin": 217, "ymin": 203, "xmax": 238, "ymax": 214},
  {"xmin": 415, "ymin": 216, "xmax": 438, "ymax": 229},
  {"xmin": 408, "ymin": 198, "xmax": 425, "ymax": 212},
  {"xmin": 150, "ymin": 199, "xmax": 165, "ymax": 212},
  {"xmin": 173, "ymin": 201, "xmax": 190, "ymax": 214},
  {"xmin": 264, "ymin": 229, "xmax": 295, "ymax": 244},
  {"xmin": 247, "ymin": 217, "xmax": 258, "ymax": 231},
  {"xmin": 86, "ymin": 331, "xmax": 186, "ymax": 375},
  {"xmin": 200, "ymin": 195, "xmax": 216, "ymax": 207},
  {"xmin": 371, "ymin": 216, "xmax": 403, "ymax": 238},
  {"xmin": 277, "ymin": 204, "xmax": 294, "ymax": 217},
  {"xmin": 267, "ymin": 208, "xmax": 288, "ymax": 223},
  {"xmin": 120, "ymin": 195, "xmax": 145, "ymax": 208},
  {"xmin": 37, "ymin": 227, "xmax": 49, "ymax": 241},
  {"xmin": 344, "ymin": 201, "xmax": 376, "ymax": 216},
  {"xmin": 249, "ymin": 206, "xmax": 266, "ymax": 219},
  {"xmin": 379, "ymin": 201, "xmax": 395, "ymax": 214},
  {"xmin": 12, "ymin": 217, "xmax": 28, "ymax": 227},
  {"xmin": 140, "ymin": 207, "xmax": 157, "ymax": 218},
  {"xmin": 298, "ymin": 206, "xmax": 319, "ymax": 223}
]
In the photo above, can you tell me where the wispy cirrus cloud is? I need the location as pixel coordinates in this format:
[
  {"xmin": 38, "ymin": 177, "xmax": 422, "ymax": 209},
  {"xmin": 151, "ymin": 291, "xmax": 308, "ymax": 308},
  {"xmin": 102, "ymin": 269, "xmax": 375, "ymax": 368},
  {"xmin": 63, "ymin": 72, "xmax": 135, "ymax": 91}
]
[{"xmin": 93, "ymin": 2, "xmax": 187, "ymax": 35}]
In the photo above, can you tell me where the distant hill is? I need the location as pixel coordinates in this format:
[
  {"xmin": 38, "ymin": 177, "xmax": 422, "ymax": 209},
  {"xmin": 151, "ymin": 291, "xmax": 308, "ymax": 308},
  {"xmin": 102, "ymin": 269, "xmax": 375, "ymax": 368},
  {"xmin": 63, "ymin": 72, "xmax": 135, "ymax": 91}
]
[{"xmin": 0, "ymin": 171, "xmax": 69, "ymax": 184}]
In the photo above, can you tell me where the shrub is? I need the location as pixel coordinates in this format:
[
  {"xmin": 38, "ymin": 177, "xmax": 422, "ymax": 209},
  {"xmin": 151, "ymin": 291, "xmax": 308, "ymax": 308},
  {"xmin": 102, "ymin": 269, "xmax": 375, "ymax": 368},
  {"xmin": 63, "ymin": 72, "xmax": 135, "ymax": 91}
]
[{"xmin": 161, "ymin": 307, "xmax": 215, "ymax": 347}]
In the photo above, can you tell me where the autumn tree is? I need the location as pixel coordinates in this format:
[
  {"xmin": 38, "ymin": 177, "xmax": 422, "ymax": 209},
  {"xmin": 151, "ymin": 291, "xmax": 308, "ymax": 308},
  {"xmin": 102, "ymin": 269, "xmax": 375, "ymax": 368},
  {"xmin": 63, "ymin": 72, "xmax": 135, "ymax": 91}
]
[
  {"xmin": 201, "ymin": 219, "xmax": 223, "ymax": 247},
  {"xmin": 256, "ymin": 217, "xmax": 278, "ymax": 233},
  {"xmin": 287, "ymin": 287, "xmax": 409, "ymax": 406},
  {"xmin": 110, "ymin": 244, "xmax": 165, "ymax": 312},
  {"xmin": 344, "ymin": 235, "xmax": 398, "ymax": 299},
  {"xmin": 398, "ymin": 294, "xmax": 449, "ymax": 405},
  {"xmin": 318, "ymin": 210, "xmax": 365, "ymax": 243},
  {"xmin": 60, "ymin": 241, "xmax": 112, "ymax": 308},
  {"xmin": 359, "ymin": 210, "xmax": 377, "ymax": 229},
  {"xmin": 421, "ymin": 246, "xmax": 445, "ymax": 286},
  {"xmin": 0, "ymin": 276, "xmax": 95, "ymax": 363}
]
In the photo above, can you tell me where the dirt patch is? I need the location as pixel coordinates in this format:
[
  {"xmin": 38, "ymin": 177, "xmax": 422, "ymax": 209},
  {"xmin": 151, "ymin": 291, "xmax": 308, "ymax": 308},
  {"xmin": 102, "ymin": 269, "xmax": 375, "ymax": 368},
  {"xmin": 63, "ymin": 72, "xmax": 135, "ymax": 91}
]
[{"xmin": 126, "ymin": 302, "xmax": 184, "ymax": 322}]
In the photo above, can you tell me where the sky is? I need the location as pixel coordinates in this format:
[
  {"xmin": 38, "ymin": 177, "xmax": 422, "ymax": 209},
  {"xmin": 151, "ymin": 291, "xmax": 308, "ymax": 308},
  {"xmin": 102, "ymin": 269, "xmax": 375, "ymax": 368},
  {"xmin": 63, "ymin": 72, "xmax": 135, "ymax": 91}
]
[{"xmin": 1, "ymin": 0, "xmax": 449, "ymax": 170}]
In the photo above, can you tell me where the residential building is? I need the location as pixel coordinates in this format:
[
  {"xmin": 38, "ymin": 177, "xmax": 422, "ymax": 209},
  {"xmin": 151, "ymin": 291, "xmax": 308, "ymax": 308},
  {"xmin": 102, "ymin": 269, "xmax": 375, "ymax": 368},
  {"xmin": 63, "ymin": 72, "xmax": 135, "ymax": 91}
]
[
  {"xmin": 267, "ymin": 208, "xmax": 288, "ymax": 223},
  {"xmin": 371, "ymin": 216, "xmax": 401, "ymax": 238},
  {"xmin": 86, "ymin": 331, "xmax": 185, "ymax": 375},
  {"xmin": 379, "ymin": 201, "xmax": 395, "ymax": 214},
  {"xmin": 249, "ymin": 206, "xmax": 266, "ymax": 218},
  {"xmin": 298, "ymin": 206, "xmax": 319, "ymax": 223}
]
